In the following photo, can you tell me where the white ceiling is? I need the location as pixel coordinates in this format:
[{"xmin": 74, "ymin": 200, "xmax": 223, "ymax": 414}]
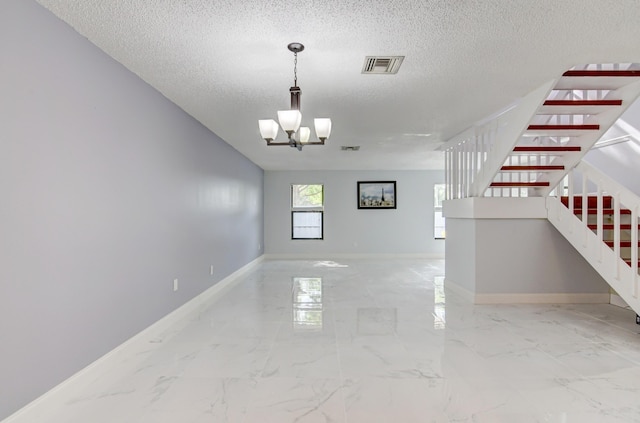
[{"xmin": 36, "ymin": 0, "xmax": 640, "ymax": 171}]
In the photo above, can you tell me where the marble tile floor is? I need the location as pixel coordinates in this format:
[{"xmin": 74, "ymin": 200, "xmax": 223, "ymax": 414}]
[{"xmin": 27, "ymin": 259, "xmax": 640, "ymax": 422}]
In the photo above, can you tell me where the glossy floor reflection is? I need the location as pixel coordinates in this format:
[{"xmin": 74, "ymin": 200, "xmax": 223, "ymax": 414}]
[{"xmin": 39, "ymin": 259, "xmax": 640, "ymax": 422}]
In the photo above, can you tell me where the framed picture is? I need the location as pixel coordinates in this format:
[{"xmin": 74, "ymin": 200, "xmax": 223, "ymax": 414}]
[{"xmin": 357, "ymin": 181, "xmax": 396, "ymax": 209}]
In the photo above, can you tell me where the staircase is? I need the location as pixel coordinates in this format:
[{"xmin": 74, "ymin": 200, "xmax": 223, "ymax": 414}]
[
  {"xmin": 490, "ymin": 68, "xmax": 640, "ymax": 197},
  {"xmin": 445, "ymin": 63, "xmax": 640, "ymax": 200},
  {"xmin": 445, "ymin": 63, "xmax": 640, "ymax": 315}
]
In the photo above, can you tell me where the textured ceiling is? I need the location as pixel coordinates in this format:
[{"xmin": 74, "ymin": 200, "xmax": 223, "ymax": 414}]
[{"xmin": 36, "ymin": 0, "xmax": 640, "ymax": 170}]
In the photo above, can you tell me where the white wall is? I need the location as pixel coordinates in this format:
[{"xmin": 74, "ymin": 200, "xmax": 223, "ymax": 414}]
[
  {"xmin": 264, "ymin": 170, "xmax": 444, "ymax": 256},
  {"xmin": 583, "ymin": 97, "xmax": 640, "ymax": 195},
  {"xmin": 584, "ymin": 141, "xmax": 640, "ymax": 196},
  {"xmin": 0, "ymin": 1, "xmax": 263, "ymax": 419}
]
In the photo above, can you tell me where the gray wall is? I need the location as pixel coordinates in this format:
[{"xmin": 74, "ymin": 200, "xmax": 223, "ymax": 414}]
[
  {"xmin": 264, "ymin": 170, "xmax": 445, "ymax": 256},
  {"xmin": 0, "ymin": 1, "xmax": 263, "ymax": 419},
  {"xmin": 475, "ymin": 219, "xmax": 608, "ymax": 294},
  {"xmin": 445, "ymin": 218, "xmax": 609, "ymax": 296},
  {"xmin": 444, "ymin": 218, "xmax": 476, "ymax": 293}
]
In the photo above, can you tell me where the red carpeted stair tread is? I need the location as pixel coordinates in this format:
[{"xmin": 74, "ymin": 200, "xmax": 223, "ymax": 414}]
[
  {"xmin": 561, "ymin": 196, "xmax": 613, "ymax": 208},
  {"xmin": 604, "ymin": 241, "xmax": 640, "ymax": 247},
  {"xmin": 572, "ymin": 208, "xmax": 631, "ymax": 215},
  {"xmin": 587, "ymin": 224, "xmax": 633, "ymax": 230},
  {"xmin": 513, "ymin": 146, "xmax": 581, "ymax": 152},
  {"xmin": 543, "ymin": 99, "xmax": 623, "ymax": 106},
  {"xmin": 500, "ymin": 165, "xmax": 564, "ymax": 171},
  {"xmin": 527, "ymin": 124, "xmax": 600, "ymax": 130},
  {"xmin": 562, "ymin": 70, "xmax": 640, "ymax": 77},
  {"xmin": 490, "ymin": 182, "xmax": 550, "ymax": 187}
]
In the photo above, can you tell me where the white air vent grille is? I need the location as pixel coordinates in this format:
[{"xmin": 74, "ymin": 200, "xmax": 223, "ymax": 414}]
[
  {"xmin": 362, "ymin": 56, "xmax": 404, "ymax": 74},
  {"xmin": 341, "ymin": 146, "xmax": 360, "ymax": 151}
]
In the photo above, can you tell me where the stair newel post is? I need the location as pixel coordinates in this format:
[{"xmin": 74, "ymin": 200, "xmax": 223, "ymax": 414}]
[
  {"xmin": 447, "ymin": 149, "xmax": 452, "ymax": 200},
  {"xmin": 460, "ymin": 141, "xmax": 465, "ymax": 197},
  {"xmin": 462, "ymin": 141, "xmax": 468, "ymax": 198},
  {"xmin": 632, "ymin": 205, "xmax": 638, "ymax": 298},
  {"xmin": 462, "ymin": 142, "xmax": 467, "ymax": 197},
  {"xmin": 614, "ymin": 193, "xmax": 621, "ymax": 280},
  {"xmin": 453, "ymin": 147, "xmax": 459, "ymax": 198},
  {"xmin": 452, "ymin": 145, "xmax": 459, "ymax": 199},
  {"xmin": 459, "ymin": 143, "xmax": 464, "ymax": 198},
  {"xmin": 469, "ymin": 139, "xmax": 474, "ymax": 196},
  {"xmin": 448, "ymin": 148, "xmax": 453, "ymax": 199},
  {"xmin": 467, "ymin": 140, "xmax": 472, "ymax": 197},
  {"xmin": 471, "ymin": 135, "xmax": 478, "ymax": 190},
  {"xmin": 458, "ymin": 145, "xmax": 463, "ymax": 198},
  {"xmin": 445, "ymin": 149, "xmax": 449, "ymax": 200},
  {"xmin": 567, "ymin": 171, "xmax": 575, "ymax": 232},
  {"xmin": 582, "ymin": 173, "xmax": 588, "ymax": 247},
  {"xmin": 479, "ymin": 131, "xmax": 486, "ymax": 194},
  {"xmin": 597, "ymin": 186, "xmax": 604, "ymax": 263},
  {"xmin": 457, "ymin": 146, "xmax": 460, "ymax": 197}
]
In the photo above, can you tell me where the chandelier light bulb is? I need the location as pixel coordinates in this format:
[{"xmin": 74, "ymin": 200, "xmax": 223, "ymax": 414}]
[
  {"xmin": 258, "ymin": 119, "xmax": 279, "ymax": 141},
  {"xmin": 299, "ymin": 127, "xmax": 311, "ymax": 144},
  {"xmin": 314, "ymin": 118, "xmax": 332, "ymax": 142},
  {"xmin": 277, "ymin": 110, "xmax": 302, "ymax": 135}
]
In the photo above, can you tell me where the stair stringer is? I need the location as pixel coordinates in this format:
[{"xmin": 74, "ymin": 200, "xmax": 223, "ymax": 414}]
[{"xmin": 546, "ymin": 183, "xmax": 640, "ymax": 316}]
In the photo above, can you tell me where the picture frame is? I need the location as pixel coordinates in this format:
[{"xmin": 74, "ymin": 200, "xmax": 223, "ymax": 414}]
[{"xmin": 357, "ymin": 181, "xmax": 396, "ymax": 209}]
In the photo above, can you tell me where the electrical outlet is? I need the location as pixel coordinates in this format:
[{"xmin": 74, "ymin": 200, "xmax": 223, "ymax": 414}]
[
  {"xmin": 258, "ymin": 243, "xmax": 261, "ymax": 251},
  {"xmin": 210, "ymin": 265, "xmax": 215, "ymax": 276},
  {"xmin": 173, "ymin": 279, "xmax": 179, "ymax": 292}
]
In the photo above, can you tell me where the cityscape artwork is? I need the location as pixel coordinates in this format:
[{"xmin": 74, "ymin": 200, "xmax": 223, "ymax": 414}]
[{"xmin": 357, "ymin": 181, "xmax": 396, "ymax": 209}]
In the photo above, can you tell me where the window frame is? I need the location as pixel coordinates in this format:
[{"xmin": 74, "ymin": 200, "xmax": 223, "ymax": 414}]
[
  {"xmin": 291, "ymin": 210, "xmax": 324, "ymax": 240},
  {"xmin": 291, "ymin": 184, "xmax": 324, "ymax": 240}
]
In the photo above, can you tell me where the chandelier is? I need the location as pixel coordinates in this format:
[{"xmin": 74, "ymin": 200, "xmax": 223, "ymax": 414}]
[{"xmin": 258, "ymin": 43, "xmax": 332, "ymax": 151}]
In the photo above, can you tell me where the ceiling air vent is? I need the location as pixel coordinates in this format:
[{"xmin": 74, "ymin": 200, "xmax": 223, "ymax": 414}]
[
  {"xmin": 362, "ymin": 56, "xmax": 404, "ymax": 74},
  {"xmin": 341, "ymin": 146, "xmax": 360, "ymax": 151}
]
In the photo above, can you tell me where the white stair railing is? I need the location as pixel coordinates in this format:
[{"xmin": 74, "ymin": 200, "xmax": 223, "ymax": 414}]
[
  {"xmin": 444, "ymin": 80, "xmax": 556, "ymax": 200},
  {"xmin": 547, "ymin": 161, "xmax": 640, "ymax": 312},
  {"xmin": 446, "ymin": 63, "xmax": 640, "ymax": 201}
]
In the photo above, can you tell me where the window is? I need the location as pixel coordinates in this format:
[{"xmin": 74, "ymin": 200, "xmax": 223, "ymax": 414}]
[
  {"xmin": 434, "ymin": 183, "xmax": 446, "ymax": 239},
  {"xmin": 291, "ymin": 184, "xmax": 323, "ymax": 239}
]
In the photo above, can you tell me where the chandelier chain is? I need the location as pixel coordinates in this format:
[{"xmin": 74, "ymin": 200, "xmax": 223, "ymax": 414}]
[{"xmin": 293, "ymin": 52, "xmax": 298, "ymax": 87}]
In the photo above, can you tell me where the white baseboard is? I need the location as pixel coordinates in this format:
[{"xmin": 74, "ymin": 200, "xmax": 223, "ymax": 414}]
[
  {"xmin": 263, "ymin": 253, "xmax": 445, "ymax": 260},
  {"xmin": 474, "ymin": 292, "xmax": 611, "ymax": 304},
  {"xmin": 443, "ymin": 279, "xmax": 610, "ymax": 305},
  {"xmin": 1, "ymin": 255, "xmax": 264, "ymax": 423}
]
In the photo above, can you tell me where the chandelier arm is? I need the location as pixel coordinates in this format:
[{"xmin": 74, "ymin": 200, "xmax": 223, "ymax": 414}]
[{"xmin": 266, "ymin": 141, "xmax": 294, "ymax": 146}]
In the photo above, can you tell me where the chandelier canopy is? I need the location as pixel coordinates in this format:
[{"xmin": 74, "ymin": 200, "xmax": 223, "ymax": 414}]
[{"xmin": 258, "ymin": 43, "xmax": 332, "ymax": 151}]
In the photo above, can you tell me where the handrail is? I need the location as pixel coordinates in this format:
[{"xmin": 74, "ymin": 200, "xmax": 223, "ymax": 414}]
[{"xmin": 547, "ymin": 160, "xmax": 640, "ymax": 310}]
